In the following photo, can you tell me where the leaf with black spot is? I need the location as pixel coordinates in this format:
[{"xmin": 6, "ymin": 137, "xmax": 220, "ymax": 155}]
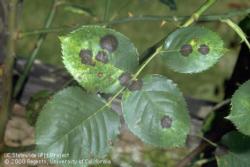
[
  {"xmin": 122, "ymin": 74, "xmax": 190, "ymax": 148},
  {"xmin": 161, "ymin": 26, "xmax": 225, "ymax": 73},
  {"xmin": 60, "ymin": 26, "xmax": 139, "ymax": 93}
]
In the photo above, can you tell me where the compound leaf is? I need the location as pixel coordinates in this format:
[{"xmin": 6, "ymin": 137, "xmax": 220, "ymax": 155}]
[
  {"xmin": 161, "ymin": 26, "xmax": 225, "ymax": 73},
  {"xmin": 216, "ymin": 131, "xmax": 250, "ymax": 167},
  {"xmin": 122, "ymin": 74, "xmax": 190, "ymax": 148},
  {"xmin": 36, "ymin": 87, "xmax": 120, "ymax": 166},
  {"xmin": 61, "ymin": 26, "xmax": 138, "ymax": 93},
  {"xmin": 227, "ymin": 80, "xmax": 250, "ymax": 136}
]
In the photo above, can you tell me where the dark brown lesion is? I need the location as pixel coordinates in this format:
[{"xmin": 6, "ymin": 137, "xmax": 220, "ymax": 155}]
[
  {"xmin": 95, "ymin": 51, "xmax": 109, "ymax": 64},
  {"xmin": 160, "ymin": 115, "xmax": 172, "ymax": 128},
  {"xmin": 179, "ymin": 44, "xmax": 193, "ymax": 57},
  {"xmin": 128, "ymin": 79, "xmax": 143, "ymax": 91},
  {"xmin": 198, "ymin": 44, "xmax": 210, "ymax": 55},
  {"xmin": 100, "ymin": 34, "xmax": 118, "ymax": 52},
  {"xmin": 79, "ymin": 49, "xmax": 95, "ymax": 66},
  {"xmin": 118, "ymin": 72, "xmax": 132, "ymax": 87}
]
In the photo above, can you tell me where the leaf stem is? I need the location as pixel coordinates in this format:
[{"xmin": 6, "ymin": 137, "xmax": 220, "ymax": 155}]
[
  {"xmin": 17, "ymin": 7, "xmax": 250, "ymax": 38},
  {"xmin": 0, "ymin": 0, "xmax": 18, "ymax": 150},
  {"xmin": 13, "ymin": 0, "xmax": 58, "ymax": 98},
  {"xmin": 221, "ymin": 18, "xmax": 250, "ymax": 50},
  {"xmin": 181, "ymin": 0, "xmax": 217, "ymax": 27}
]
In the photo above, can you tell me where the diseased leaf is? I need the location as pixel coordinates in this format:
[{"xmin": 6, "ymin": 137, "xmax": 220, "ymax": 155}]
[
  {"xmin": 159, "ymin": 0, "xmax": 177, "ymax": 10},
  {"xmin": 161, "ymin": 26, "xmax": 225, "ymax": 73},
  {"xmin": 227, "ymin": 80, "xmax": 250, "ymax": 136},
  {"xmin": 61, "ymin": 26, "xmax": 139, "ymax": 93},
  {"xmin": 216, "ymin": 131, "xmax": 250, "ymax": 167},
  {"xmin": 122, "ymin": 74, "xmax": 190, "ymax": 148},
  {"xmin": 36, "ymin": 87, "xmax": 120, "ymax": 166}
]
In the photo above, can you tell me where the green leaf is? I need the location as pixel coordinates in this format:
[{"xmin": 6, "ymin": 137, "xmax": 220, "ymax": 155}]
[
  {"xmin": 161, "ymin": 26, "xmax": 225, "ymax": 73},
  {"xmin": 159, "ymin": 0, "xmax": 177, "ymax": 10},
  {"xmin": 122, "ymin": 74, "xmax": 190, "ymax": 148},
  {"xmin": 227, "ymin": 80, "xmax": 250, "ymax": 136},
  {"xmin": 60, "ymin": 26, "xmax": 139, "ymax": 93},
  {"xmin": 216, "ymin": 131, "xmax": 250, "ymax": 167},
  {"xmin": 36, "ymin": 87, "xmax": 120, "ymax": 165}
]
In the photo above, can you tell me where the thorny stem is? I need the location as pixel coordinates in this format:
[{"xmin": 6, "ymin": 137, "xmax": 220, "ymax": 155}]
[
  {"xmin": 17, "ymin": 7, "xmax": 250, "ymax": 38},
  {"xmin": 181, "ymin": 0, "xmax": 217, "ymax": 27},
  {"xmin": 0, "ymin": 0, "xmax": 18, "ymax": 152},
  {"xmin": 13, "ymin": 0, "xmax": 58, "ymax": 98}
]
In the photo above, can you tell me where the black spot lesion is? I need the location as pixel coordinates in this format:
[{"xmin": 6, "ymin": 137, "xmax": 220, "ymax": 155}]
[
  {"xmin": 160, "ymin": 115, "xmax": 172, "ymax": 128},
  {"xmin": 100, "ymin": 34, "xmax": 118, "ymax": 52},
  {"xmin": 128, "ymin": 79, "xmax": 143, "ymax": 91},
  {"xmin": 95, "ymin": 51, "xmax": 109, "ymax": 64},
  {"xmin": 79, "ymin": 49, "xmax": 95, "ymax": 66},
  {"xmin": 179, "ymin": 44, "xmax": 193, "ymax": 57},
  {"xmin": 198, "ymin": 44, "xmax": 210, "ymax": 55},
  {"xmin": 118, "ymin": 72, "xmax": 132, "ymax": 87}
]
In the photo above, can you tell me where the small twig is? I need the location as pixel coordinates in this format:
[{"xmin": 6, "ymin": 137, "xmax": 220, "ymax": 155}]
[
  {"xmin": 13, "ymin": 0, "xmax": 58, "ymax": 98},
  {"xmin": 175, "ymin": 98, "xmax": 230, "ymax": 167},
  {"xmin": 176, "ymin": 142, "xmax": 208, "ymax": 167},
  {"xmin": 17, "ymin": 8, "xmax": 250, "ymax": 38},
  {"xmin": 0, "ymin": 0, "xmax": 18, "ymax": 151},
  {"xmin": 211, "ymin": 98, "xmax": 231, "ymax": 112}
]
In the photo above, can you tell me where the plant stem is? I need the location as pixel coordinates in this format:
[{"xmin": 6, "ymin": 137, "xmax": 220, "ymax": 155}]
[
  {"xmin": 0, "ymin": 0, "xmax": 18, "ymax": 150},
  {"xmin": 18, "ymin": 7, "xmax": 250, "ymax": 38},
  {"xmin": 222, "ymin": 19, "xmax": 250, "ymax": 50},
  {"xmin": 181, "ymin": 0, "xmax": 217, "ymax": 27},
  {"xmin": 104, "ymin": 0, "xmax": 111, "ymax": 22},
  {"xmin": 13, "ymin": 0, "xmax": 58, "ymax": 98},
  {"xmin": 134, "ymin": 46, "xmax": 163, "ymax": 78}
]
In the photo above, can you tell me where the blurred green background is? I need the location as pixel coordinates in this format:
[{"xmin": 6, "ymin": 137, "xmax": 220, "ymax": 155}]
[{"xmin": 16, "ymin": 0, "xmax": 250, "ymax": 166}]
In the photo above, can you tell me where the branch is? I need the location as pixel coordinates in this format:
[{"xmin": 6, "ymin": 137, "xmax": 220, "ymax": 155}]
[
  {"xmin": 176, "ymin": 142, "xmax": 208, "ymax": 167},
  {"xmin": 182, "ymin": 0, "xmax": 217, "ymax": 27},
  {"xmin": 13, "ymin": 0, "xmax": 58, "ymax": 98},
  {"xmin": 0, "ymin": 0, "xmax": 18, "ymax": 149},
  {"xmin": 17, "ymin": 8, "xmax": 250, "ymax": 38}
]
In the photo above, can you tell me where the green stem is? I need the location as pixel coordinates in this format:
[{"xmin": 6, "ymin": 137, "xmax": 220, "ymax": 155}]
[
  {"xmin": 134, "ymin": 46, "xmax": 163, "ymax": 78},
  {"xmin": 18, "ymin": 7, "xmax": 250, "ymax": 38},
  {"xmin": 104, "ymin": 0, "xmax": 111, "ymax": 22},
  {"xmin": 181, "ymin": 0, "xmax": 217, "ymax": 27},
  {"xmin": 13, "ymin": 0, "xmax": 58, "ymax": 98},
  {"xmin": 0, "ymin": 0, "xmax": 18, "ymax": 150},
  {"xmin": 222, "ymin": 18, "xmax": 250, "ymax": 50}
]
